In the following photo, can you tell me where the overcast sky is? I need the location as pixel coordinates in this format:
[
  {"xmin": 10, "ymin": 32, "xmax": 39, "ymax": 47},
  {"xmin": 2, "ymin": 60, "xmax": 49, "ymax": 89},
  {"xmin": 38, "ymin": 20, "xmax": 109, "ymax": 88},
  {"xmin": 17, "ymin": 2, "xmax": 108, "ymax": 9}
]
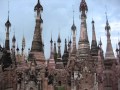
[{"xmin": 0, "ymin": 0, "xmax": 120, "ymax": 59}]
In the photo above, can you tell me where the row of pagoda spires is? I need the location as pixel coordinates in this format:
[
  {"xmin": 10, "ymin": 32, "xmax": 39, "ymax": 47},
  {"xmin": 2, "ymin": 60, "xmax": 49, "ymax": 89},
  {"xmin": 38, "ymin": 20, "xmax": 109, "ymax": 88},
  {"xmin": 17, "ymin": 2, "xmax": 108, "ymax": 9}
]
[
  {"xmin": 48, "ymin": 0, "xmax": 116, "ymax": 66},
  {"xmin": 48, "ymin": 18, "xmax": 98, "ymax": 63},
  {"xmin": 0, "ymin": 0, "xmax": 117, "ymax": 63}
]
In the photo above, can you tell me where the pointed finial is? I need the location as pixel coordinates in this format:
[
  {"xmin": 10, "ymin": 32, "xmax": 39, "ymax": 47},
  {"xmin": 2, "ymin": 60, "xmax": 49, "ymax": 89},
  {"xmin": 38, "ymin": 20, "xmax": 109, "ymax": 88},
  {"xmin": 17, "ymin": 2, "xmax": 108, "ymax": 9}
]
[
  {"xmin": 54, "ymin": 41, "xmax": 57, "ymax": 53},
  {"xmin": 116, "ymin": 43, "xmax": 119, "ymax": 53},
  {"xmin": 34, "ymin": 0, "xmax": 43, "ymax": 12},
  {"xmin": 22, "ymin": 34, "xmax": 25, "ymax": 49},
  {"xmin": 105, "ymin": 5, "xmax": 108, "ymax": 23},
  {"xmin": 12, "ymin": 32, "xmax": 16, "ymax": 42},
  {"xmin": 80, "ymin": 0, "xmax": 88, "ymax": 13},
  {"xmin": 92, "ymin": 18, "xmax": 94, "ymax": 24},
  {"xmin": 5, "ymin": 0, "xmax": 11, "ymax": 28},
  {"xmin": 57, "ymin": 32, "xmax": 61, "ymax": 43},
  {"xmin": 16, "ymin": 44, "xmax": 19, "ymax": 51},
  {"xmin": 73, "ymin": 8, "xmax": 75, "ymax": 24},
  {"xmin": 105, "ymin": 8, "xmax": 111, "ymax": 31},
  {"xmin": 71, "ymin": 8, "xmax": 76, "ymax": 31},
  {"xmin": 50, "ymin": 33, "xmax": 53, "ymax": 44},
  {"xmin": 69, "ymin": 37, "xmax": 72, "ymax": 44},
  {"xmin": 54, "ymin": 41, "xmax": 56, "ymax": 47},
  {"xmin": 91, "ymin": 18, "xmax": 97, "ymax": 47},
  {"xmin": 7, "ymin": 0, "xmax": 10, "ymax": 21},
  {"xmin": 105, "ymin": 12, "xmax": 108, "ymax": 24},
  {"xmin": 99, "ymin": 37, "xmax": 102, "ymax": 47},
  {"xmin": 64, "ymin": 38, "xmax": 68, "ymax": 53},
  {"xmin": 65, "ymin": 38, "xmax": 67, "ymax": 43},
  {"xmin": 67, "ymin": 36, "xmax": 69, "ymax": 46}
]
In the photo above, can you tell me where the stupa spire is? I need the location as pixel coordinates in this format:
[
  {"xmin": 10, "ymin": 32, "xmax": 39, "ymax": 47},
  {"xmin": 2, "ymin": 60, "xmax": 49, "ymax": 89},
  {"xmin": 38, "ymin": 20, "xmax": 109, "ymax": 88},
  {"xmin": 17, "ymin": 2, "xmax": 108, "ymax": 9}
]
[
  {"xmin": 29, "ymin": 0, "xmax": 45, "ymax": 64},
  {"xmin": 57, "ymin": 33, "xmax": 61, "ymax": 59},
  {"xmin": 78, "ymin": 0, "xmax": 90, "ymax": 57},
  {"xmin": 5, "ymin": 0, "xmax": 11, "ymax": 51},
  {"xmin": 91, "ymin": 19, "xmax": 98, "ymax": 56},
  {"xmin": 105, "ymin": 12, "xmax": 115, "ymax": 60},
  {"xmin": 71, "ymin": 9, "xmax": 77, "ymax": 54},
  {"xmin": 50, "ymin": 34, "xmax": 54, "ymax": 59}
]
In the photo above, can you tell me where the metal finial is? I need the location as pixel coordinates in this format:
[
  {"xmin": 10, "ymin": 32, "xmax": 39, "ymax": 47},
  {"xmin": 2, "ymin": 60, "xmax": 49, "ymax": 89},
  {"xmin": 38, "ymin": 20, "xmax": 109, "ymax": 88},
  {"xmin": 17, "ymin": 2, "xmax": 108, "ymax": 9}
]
[
  {"xmin": 105, "ymin": 12, "xmax": 108, "ymax": 23},
  {"xmin": 8, "ymin": 0, "xmax": 10, "ymax": 20},
  {"xmin": 105, "ymin": 5, "xmax": 109, "ymax": 24},
  {"xmin": 37, "ymin": 0, "xmax": 40, "ymax": 4},
  {"xmin": 72, "ymin": 5, "xmax": 75, "ymax": 24},
  {"xmin": 80, "ymin": 0, "xmax": 88, "ymax": 12},
  {"xmin": 57, "ymin": 31, "xmax": 61, "ymax": 43},
  {"xmin": 99, "ymin": 37, "xmax": 102, "ymax": 46},
  {"xmin": 50, "ymin": 33, "xmax": 53, "ymax": 43},
  {"xmin": 92, "ymin": 18, "xmax": 94, "ymax": 24},
  {"xmin": 12, "ymin": 28, "xmax": 16, "ymax": 42},
  {"xmin": 105, "ymin": 6, "xmax": 111, "ymax": 31}
]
